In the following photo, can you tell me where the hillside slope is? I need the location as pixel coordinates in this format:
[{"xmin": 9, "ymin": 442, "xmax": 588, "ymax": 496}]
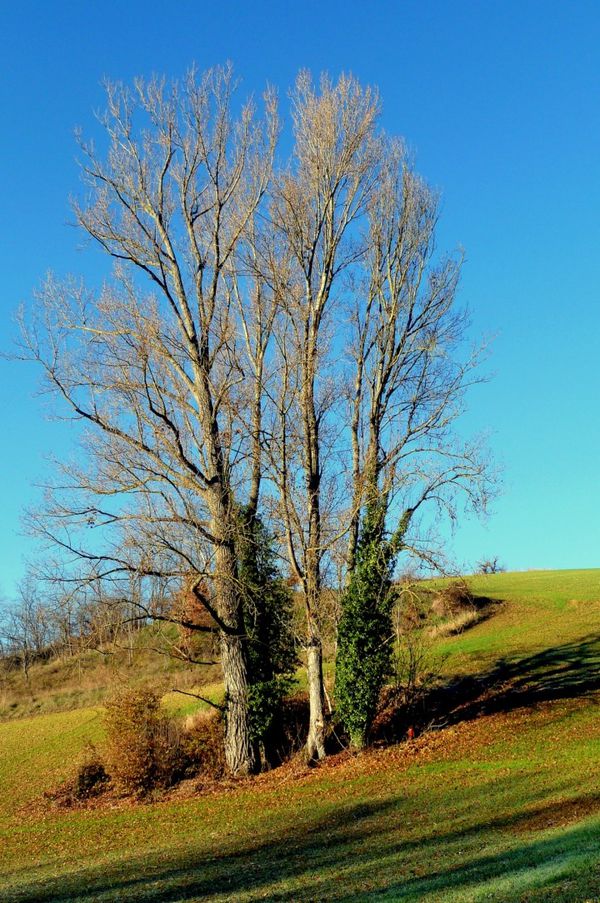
[{"xmin": 1, "ymin": 569, "xmax": 599, "ymax": 902}]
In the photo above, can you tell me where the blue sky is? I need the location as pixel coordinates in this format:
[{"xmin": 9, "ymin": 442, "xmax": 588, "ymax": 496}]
[{"xmin": 1, "ymin": 0, "xmax": 600, "ymax": 597}]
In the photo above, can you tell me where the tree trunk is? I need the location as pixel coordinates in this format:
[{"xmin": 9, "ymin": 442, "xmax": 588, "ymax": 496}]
[
  {"xmin": 303, "ymin": 521, "xmax": 327, "ymax": 763},
  {"xmin": 220, "ymin": 630, "xmax": 255, "ymax": 775},
  {"xmin": 213, "ymin": 536, "xmax": 257, "ymax": 776},
  {"xmin": 302, "ymin": 368, "xmax": 327, "ymax": 762},
  {"xmin": 306, "ymin": 634, "xmax": 326, "ymax": 761}
]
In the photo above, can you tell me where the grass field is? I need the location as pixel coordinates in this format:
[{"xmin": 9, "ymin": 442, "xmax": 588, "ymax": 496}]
[{"xmin": 1, "ymin": 569, "xmax": 599, "ymax": 901}]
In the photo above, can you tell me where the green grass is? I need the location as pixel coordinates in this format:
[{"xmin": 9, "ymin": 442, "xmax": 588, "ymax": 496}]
[
  {"xmin": 433, "ymin": 568, "xmax": 600, "ymax": 674},
  {"xmin": 1, "ymin": 568, "xmax": 600, "ymax": 901}
]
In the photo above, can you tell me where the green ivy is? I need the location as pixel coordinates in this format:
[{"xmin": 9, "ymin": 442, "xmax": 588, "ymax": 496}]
[
  {"xmin": 335, "ymin": 498, "xmax": 396, "ymax": 748},
  {"xmin": 247, "ymin": 675, "xmax": 296, "ymax": 743},
  {"xmin": 237, "ymin": 507, "xmax": 297, "ymax": 748}
]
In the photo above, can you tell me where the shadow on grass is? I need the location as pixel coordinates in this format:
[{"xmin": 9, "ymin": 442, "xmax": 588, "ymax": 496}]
[
  {"xmin": 450, "ymin": 632, "xmax": 600, "ymax": 717},
  {"xmin": 6, "ymin": 634, "xmax": 600, "ymax": 901},
  {"xmin": 375, "ymin": 633, "xmax": 600, "ymax": 744},
  {"xmin": 6, "ymin": 779, "xmax": 600, "ymax": 902}
]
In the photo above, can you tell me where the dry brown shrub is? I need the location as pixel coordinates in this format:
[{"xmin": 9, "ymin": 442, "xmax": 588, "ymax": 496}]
[
  {"xmin": 45, "ymin": 742, "xmax": 109, "ymax": 808},
  {"xmin": 104, "ymin": 686, "xmax": 186, "ymax": 795},
  {"xmin": 74, "ymin": 744, "xmax": 109, "ymax": 799},
  {"xmin": 182, "ymin": 710, "xmax": 226, "ymax": 780},
  {"xmin": 431, "ymin": 580, "xmax": 474, "ymax": 618}
]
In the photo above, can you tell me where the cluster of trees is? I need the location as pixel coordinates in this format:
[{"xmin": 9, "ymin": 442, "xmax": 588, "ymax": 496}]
[
  {"xmin": 476, "ymin": 556, "xmax": 505, "ymax": 575},
  {"xmin": 0, "ymin": 581, "xmax": 57, "ymax": 679},
  {"xmin": 0, "ymin": 579, "xmax": 144, "ymax": 678},
  {"xmin": 17, "ymin": 67, "xmax": 490, "ymax": 775}
]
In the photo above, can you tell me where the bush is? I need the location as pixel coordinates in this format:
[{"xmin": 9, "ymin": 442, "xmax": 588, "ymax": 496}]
[
  {"xmin": 431, "ymin": 580, "xmax": 474, "ymax": 618},
  {"xmin": 182, "ymin": 711, "xmax": 226, "ymax": 780},
  {"xmin": 104, "ymin": 686, "xmax": 185, "ymax": 795},
  {"xmin": 393, "ymin": 618, "xmax": 443, "ymax": 708},
  {"xmin": 45, "ymin": 743, "xmax": 109, "ymax": 807},
  {"xmin": 75, "ymin": 745, "xmax": 109, "ymax": 799}
]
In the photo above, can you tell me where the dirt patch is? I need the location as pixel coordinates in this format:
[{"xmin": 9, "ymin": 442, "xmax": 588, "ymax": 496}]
[{"xmin": 514, "ymin": 793, "xmax": 600, "ymax": 833}]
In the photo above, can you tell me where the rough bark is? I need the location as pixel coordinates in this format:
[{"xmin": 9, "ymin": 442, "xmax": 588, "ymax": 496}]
[
  {"xmin": 210, "ymin": 498, "xmax": 257, "ymax": 775},
  {"xmin": 220, "ymin": 629, "xmax": 254, "ymax": 775},
  {"xmin": 306, "ymin": 633, "xmax": 326, "ymax": 761}
]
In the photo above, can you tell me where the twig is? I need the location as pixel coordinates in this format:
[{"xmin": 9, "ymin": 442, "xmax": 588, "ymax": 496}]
[{"xmin": 171, "ymin": 687, "xmax": 224, "ymax": 712}]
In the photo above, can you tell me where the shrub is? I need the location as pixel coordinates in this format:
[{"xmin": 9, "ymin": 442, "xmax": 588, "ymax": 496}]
[
  {"xmin": 45, "ymin": 743, "xmax": 109, "ymax": 807},
  {"xmin": 104, "ymin": 686, "xmax": 185, "ymax": 795},
  {"xmin": 381, "ymin": 581, "xmax": 446, "ymax": 719},
  {"xmin": 431, "ymin": 580, "xmax": 474, "ymax": 618},
  {"xmin": 393, "ymin": 617, "xmax": 443, "ymax": 707},
  {"xmin": 182, "ymin": 710, "xmax": 226, "ymax": 780},
  {"xmin": 75, "ymin": 745, "xmax": 109, "ymax": 799}
]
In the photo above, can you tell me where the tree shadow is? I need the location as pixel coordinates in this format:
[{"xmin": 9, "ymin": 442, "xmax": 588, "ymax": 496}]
[
  {"xmin": 447, "ymin": 631, "xmax": 600, "ymax": 719},
  {"xmin": 375, "ymin": 631, "xmax": 600, "ymax": 743},
  {"xmin": 6, "ymin": 778, "xmax": 600, "ymax": 902},
  {"xmin": 6, "ymin": 625, "xmax": 600, "ymax": 900},
  {"xmin": 355, "ymin": 817, "xmax": 600, "ymax": 902}
]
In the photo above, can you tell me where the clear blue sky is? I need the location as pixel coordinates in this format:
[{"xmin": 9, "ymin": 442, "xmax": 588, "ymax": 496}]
[{"xmin": 1, "ymin": 0, "xmax": 600, "ymax": 597}]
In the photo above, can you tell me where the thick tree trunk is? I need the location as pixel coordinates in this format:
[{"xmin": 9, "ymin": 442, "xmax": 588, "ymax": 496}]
[
  {"xmin": 306, "ymin": 635, "xmax": 326, "ymax": 762},
  {"xmin": 220, "ymin": 630, "xmax": 255, "ymax": 775},
  {"xmin": 213, "ymin": 533, "xmax": 257, "ymax": 777}
]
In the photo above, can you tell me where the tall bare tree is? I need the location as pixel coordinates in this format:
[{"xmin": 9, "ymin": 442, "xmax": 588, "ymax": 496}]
[
  {"xmin": 348, "ymin": 141, "xmax": 489, "ymax": 561},
  {"xmin": 336, "ymin": 141, "xmax": 491, "ymax": 747},
  {"xmin": 20, "ymin": 66, "xmax": 492, "ymax": 769},
  {"xmin": 20, "ymin": 67, "xmax": 278, "ymax": 775},
  {"xmin": 269, "ymin": 73, "xmax": 381, "ymax": 760}
]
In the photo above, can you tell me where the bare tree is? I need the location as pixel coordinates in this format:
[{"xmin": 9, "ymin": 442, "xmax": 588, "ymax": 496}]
[
  {"xmin": 335, "ymin": 141, "xmax": 492, "ymax": 747},
  {"xmin": 347, "ymin": 140, "xmax": 489, "ymax": 563},
  {"xmin": 476, "ymin": 556, "xmax": 505, "ymax": 574},
  {"xmin": 269, "ymin": 72, "xmax": 381, "ymax": 760},
  {"xmin": 0, "ymin": 579, "xmax": 52, "ymax": 683},
  {"xmin": 20, "ymin": 67, "xmax": 278, "ymax": 775}
]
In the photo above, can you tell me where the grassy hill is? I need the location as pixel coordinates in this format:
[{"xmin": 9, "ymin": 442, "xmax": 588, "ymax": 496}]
[
  {"xmin": 1, "ymin": 569, "xmax": 599, "ymax": 901},
  {"xmin": 0, "ymin": 622, "xmax": 223, "ymax": 721}
]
